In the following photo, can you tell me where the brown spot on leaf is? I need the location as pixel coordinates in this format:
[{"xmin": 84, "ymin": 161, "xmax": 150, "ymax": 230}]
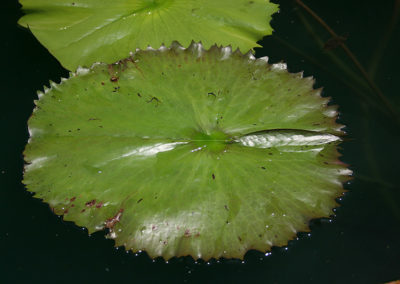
[
  {"xmin": 212, "ymin": 173, "xmax": 215, "ymax": 180},
  {"xmin": 85, "ymin": 199, "xmax": 96, "ymax": 207},
  {"xmin": 224, "ymin": 205, "xmax": 229, "ymax": 211},
  {"xmin": 105, "ymin": 209, "xmax": 124, "ymax": 229},
  {"xmin": 96, "ymin": 202, "xmax": 103, "ymax": 208},
  {"xmin": 70, "ymin": 197, "xmax": 76, "ymax": 202},
  {"xmin": 184, "ymin": 229, "xmax": 191, "ymax": 238},
  {"xmin": 110, "ymin": 76, "xmax": 119, "ymax": 82},
  {"xmin": 101, "ymin": 82, "xmax": 105, "ymax": 85},
  {"xmin": 137, "ymin": 198, "xmax": 143, "ymax": 203},
  {"xmin": 81, "ymin": 209, "xmax": 86, "ymax": 213}
]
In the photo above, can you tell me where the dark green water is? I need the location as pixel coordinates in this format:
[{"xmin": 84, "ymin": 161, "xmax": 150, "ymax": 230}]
[{"xmin": 1, "ymin": 0, "xmax": 399, "ymax": 282}]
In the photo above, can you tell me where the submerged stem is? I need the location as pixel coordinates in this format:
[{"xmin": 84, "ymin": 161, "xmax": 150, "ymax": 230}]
[
  {"xmin": 295, "ymin": 0, "xmax": 399, "ymax": 123},
  {"xmin": 368, "ymin": 0, "xmax": 400, "ymax": 78}
]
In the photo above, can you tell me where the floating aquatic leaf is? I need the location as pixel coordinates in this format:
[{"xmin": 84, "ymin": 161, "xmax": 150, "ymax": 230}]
[
  {"xmin": 18, "ymin": 0, "xmax": 279, "ymax": 70},
  {"xmin": 23, "ymin": 43, "xmax": 351, "ymax": 260}
]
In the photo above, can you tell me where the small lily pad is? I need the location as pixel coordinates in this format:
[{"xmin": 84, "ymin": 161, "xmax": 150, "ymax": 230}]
[
  {"xmin": 18, "ymin": 0, "xmax": 279, "ymax": 70},
  {"xmin": 23, "ymin": 43, "xmax": 351, "ymax": 260}
]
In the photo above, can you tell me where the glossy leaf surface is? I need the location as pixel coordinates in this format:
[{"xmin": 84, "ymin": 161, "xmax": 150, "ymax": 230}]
[
  {"xmin": 18, "ymin": 0, "xmax": 279, "ymax": 70},
  {"xmin": 23, "ymin": 43, "xmax": 351, "ymax": 260}
]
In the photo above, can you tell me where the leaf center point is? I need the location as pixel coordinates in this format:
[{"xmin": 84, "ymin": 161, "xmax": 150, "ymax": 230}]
[{"xmin": 192, "ymin": 131, "xmax": 230, "ymax": 153}]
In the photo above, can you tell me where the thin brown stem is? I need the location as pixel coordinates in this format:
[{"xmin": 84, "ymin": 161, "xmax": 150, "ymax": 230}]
[
  {"xmin": 295, "ymin": 0, "xmax": 338, "ymax": 37},
  {"xmin": 295, "ymin": 0, "xmax": 399, "ymax": 122},
  {"xmin": 296, "ymin": 11, "xmax": 369, "ymax": 91}
]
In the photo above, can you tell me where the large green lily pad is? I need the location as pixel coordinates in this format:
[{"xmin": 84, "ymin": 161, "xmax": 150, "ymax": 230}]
[
  {"xmin": 18, "ymin": 0, "xmax": 279, "ymax": 71},
  {"xmin": 24, "ymin": 43, "xmax": 351, "ymax": 260}
]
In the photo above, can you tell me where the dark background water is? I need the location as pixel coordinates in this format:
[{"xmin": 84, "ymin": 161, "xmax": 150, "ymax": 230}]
[{"xmin": 1, "ymin": 0, "xmax": 399, "ymax": 283}]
